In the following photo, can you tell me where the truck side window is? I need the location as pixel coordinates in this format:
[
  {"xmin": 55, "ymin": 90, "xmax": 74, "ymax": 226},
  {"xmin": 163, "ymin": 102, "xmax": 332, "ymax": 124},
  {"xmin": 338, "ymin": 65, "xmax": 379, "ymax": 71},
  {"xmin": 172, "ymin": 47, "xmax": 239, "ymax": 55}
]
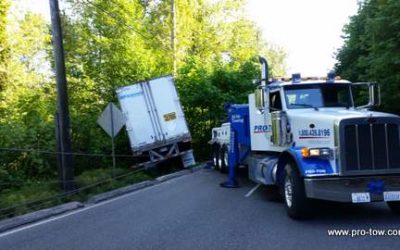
[{"xmin": 270, "ymin": 91, "xmax": 282, "ymax": 111}]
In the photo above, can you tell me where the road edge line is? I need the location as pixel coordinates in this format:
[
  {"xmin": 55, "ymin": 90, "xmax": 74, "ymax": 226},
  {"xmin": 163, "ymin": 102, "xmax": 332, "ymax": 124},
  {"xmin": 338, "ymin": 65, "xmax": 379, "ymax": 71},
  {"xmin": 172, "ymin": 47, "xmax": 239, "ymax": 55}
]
[{"xmin": 0, "ymin": 202, "xmax": 83, "ymax": 234}]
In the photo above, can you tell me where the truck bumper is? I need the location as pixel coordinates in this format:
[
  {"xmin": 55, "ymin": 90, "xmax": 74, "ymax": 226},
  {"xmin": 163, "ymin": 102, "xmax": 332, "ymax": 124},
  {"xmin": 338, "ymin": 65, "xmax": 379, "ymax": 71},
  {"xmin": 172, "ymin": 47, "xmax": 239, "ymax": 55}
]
[{"xmin": 304, "ymin": 175, "xmax": 400, "ymax": 202}]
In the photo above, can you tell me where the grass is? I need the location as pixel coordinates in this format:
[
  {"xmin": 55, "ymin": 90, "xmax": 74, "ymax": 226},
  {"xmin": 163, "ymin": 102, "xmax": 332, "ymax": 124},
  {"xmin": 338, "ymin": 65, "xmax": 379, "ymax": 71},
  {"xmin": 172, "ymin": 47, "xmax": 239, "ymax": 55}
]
[
  {"xmin": 0, "ymin": 182, "xmax": 60, "ymax": 217},
  {"xmin": 0, "ymin": 162, "xmax": 187, "ymax": 220}
]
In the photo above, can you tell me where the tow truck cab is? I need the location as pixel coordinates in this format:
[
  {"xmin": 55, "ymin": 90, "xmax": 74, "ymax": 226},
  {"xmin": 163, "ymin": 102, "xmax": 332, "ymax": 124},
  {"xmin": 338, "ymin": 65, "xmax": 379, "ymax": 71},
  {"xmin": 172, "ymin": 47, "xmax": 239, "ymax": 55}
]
[{"xmin": 211, "ymin": 68, "xmax": 400, "ymax": 219}]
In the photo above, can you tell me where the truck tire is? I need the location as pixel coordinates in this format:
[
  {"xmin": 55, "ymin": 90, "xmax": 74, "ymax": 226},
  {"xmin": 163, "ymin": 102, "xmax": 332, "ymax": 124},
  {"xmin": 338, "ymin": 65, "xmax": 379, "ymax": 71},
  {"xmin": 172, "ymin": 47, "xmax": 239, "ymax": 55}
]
[
  {"xmin": 212, "ymin": 143, "xmax": 220, "ymax": 171},
  {"xmin": 387, "ymin": 201, "xmax": 400, "ymax": 214},
  {"xmin": 283, "ymin": 162, "xmax": 312, "ymax": 219},
  {"xmin": 219, "ymin": 145, "xmax": 229, "ymax": 173}
]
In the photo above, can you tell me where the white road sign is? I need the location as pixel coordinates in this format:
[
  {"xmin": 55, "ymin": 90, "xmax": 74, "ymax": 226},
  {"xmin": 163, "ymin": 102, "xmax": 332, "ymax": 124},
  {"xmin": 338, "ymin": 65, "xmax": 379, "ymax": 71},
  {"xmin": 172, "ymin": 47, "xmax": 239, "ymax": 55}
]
[{"xmin": 97, "ymin": 103, "xmax": 126, "ymax": 138}]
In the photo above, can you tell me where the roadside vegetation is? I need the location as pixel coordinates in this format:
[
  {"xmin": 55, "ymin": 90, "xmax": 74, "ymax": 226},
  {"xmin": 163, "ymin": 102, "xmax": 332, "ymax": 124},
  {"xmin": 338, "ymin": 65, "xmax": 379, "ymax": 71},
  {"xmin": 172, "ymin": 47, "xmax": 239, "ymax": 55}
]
[
  {"xmin": 0, "ymin": 164, "xmax": 185, "ymax": 219},
  {"xmin": 335, "ymin": 0, "xmax": 400, "ymax": 114}
]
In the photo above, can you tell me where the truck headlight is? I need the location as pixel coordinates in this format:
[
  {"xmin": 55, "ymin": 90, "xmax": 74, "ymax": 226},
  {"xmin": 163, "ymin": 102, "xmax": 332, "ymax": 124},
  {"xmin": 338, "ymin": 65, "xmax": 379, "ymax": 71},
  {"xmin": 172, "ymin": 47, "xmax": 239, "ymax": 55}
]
[{"xmin": 301, "ymin": 147, "xmax": 332, "ymax": 159}]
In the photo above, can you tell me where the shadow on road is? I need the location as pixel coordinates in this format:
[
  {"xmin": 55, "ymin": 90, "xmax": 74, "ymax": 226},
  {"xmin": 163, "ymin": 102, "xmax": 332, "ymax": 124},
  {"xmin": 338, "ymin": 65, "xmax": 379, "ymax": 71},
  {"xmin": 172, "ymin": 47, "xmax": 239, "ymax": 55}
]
[{"xmin": 230, "ymin": 169, "xmax": 400, "ymax": 224}]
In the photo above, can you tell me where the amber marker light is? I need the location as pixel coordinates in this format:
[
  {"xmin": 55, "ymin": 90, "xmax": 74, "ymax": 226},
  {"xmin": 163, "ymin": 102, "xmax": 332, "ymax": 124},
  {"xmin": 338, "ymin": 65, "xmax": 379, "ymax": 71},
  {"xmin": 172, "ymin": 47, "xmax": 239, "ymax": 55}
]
[{"xmin": 301, "ymin": 147, "xmax": 309, "ymax": 157}]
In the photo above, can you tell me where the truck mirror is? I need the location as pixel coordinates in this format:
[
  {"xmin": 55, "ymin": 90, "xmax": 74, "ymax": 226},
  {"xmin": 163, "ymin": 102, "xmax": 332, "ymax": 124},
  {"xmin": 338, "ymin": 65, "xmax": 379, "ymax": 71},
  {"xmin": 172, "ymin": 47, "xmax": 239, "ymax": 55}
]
[
  {"xmin": 353, "ymin": 82, "xmax": 381, "ymax": 110},
  {"xmin": 255, "ymin": 88, "xmax": 265, "ymax": 110}
]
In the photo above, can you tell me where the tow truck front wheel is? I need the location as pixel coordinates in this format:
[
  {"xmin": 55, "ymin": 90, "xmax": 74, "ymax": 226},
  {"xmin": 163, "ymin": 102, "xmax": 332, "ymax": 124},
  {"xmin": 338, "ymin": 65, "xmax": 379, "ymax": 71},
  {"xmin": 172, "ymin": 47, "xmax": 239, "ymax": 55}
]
[{"xmin": 283, "ymin": 162, "xmax": 312, "ymax": 219}]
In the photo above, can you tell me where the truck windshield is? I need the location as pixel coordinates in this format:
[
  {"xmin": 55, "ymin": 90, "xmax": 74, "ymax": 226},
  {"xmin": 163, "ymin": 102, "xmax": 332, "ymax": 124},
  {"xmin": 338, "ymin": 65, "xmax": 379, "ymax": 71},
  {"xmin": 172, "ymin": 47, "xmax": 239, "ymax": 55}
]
[{"xmin": 284, "ymin": 84, "xmax": 353, "ymax": 109}]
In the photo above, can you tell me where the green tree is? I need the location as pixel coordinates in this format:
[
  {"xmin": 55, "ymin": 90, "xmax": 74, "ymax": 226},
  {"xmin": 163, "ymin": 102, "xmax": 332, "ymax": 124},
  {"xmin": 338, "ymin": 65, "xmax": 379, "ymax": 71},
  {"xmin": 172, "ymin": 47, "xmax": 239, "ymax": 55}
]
[
  {"xmin": 0, "ymin": 10, "xmax": 55, "ymax": 184},
  {"xmin": 61, "ymin": 0, "xmax": 286, "ymax": 160},
  {"xmin": 171, "ymin": 0, "xmax": 285, "ymax": 158},
  {"xmin": 0, "ymin": 0, "xmax": 288, "ymax": 199},
  {"xmin": 61, "ymin": 0, "xmax": 172, "ymax": 170},
  {"xmin": 336, "ymin": 0, "xmax": 400, "ymax": 113},
  {"xmin": 0, "ymin": 0, "xmax": 10, "ymax": 90}
]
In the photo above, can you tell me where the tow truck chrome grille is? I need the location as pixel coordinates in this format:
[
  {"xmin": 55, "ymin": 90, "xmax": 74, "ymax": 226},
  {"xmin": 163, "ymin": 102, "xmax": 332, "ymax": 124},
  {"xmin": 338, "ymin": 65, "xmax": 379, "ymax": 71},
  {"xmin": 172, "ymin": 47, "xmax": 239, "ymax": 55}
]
[{"xmin": 340, "ymin": 118, "xmax": 400, "ymax": 175}]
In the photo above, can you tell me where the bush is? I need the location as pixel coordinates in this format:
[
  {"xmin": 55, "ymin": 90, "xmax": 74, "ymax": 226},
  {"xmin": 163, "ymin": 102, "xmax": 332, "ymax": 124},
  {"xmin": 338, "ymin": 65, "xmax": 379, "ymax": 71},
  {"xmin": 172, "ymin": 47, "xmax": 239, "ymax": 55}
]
[{"xmin": 0, "ymin": 181, "xmax": 60, "ymax": 217}]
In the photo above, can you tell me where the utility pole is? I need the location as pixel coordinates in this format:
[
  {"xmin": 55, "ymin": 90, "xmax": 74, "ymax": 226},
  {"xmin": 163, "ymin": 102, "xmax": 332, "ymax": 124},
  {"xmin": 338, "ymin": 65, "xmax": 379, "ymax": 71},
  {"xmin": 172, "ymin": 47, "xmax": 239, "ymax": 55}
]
[
  {"xmin": 171, "ymin": 0, "xmax": 177, "ymax": 76},
  {"xmin": 49, "ymin": 0, "xmax": 74, "ymax": 191}
]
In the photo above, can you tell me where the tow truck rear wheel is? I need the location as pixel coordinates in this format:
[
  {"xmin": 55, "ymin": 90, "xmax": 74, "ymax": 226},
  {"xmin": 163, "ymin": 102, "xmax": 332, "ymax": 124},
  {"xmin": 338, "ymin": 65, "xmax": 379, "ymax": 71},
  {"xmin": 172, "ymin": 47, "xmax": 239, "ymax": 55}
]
[
  {"xmin": 283, "ymin": 162, "xmax": 312, "ymax": 219},
  {"xmin": 387, "ymin": 201, "xmax": 400, "ymax": 214},
  {"xmin": 219, "ymin": 145, "xmax": 228, "ymax": 173},
  {"xmin": 212, "ymin": 143, "xmax": 220, "ymax": 171}
]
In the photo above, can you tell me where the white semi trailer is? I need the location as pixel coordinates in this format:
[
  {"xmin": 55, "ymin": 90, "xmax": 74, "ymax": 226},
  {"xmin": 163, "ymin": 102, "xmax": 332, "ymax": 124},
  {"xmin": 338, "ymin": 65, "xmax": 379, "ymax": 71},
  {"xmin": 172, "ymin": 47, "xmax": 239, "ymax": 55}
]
[
  {"xmin": 117, "ymin": 75, "xmax": 195, "ymax": 168},
  {"xmin": 211, "ymin": 58, "xmax": 400, "ymax": 219}
]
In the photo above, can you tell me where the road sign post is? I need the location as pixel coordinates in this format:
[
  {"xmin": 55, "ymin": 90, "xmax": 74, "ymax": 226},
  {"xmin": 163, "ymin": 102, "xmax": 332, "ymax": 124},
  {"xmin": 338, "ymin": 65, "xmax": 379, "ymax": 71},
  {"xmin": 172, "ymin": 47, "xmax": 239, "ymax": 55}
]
[{"xmin": 110, "ymin": 104, "xmax": 116, "ymax": 177}]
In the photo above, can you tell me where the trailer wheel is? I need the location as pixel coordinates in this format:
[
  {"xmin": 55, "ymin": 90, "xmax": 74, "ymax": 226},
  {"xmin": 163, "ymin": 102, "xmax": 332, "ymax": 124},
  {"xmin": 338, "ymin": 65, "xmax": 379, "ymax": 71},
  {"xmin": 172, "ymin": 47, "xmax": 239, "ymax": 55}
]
[
  {"xmin": 219, "ymin": 145, "xmax": 228, "ymax": 173},
  {"xmin": 387, "ymin": 201, "xmax": 400, "ymax": 214},
  {"xmin": 212, "ymin": 143, "xmax": 220, "ymax": 171},
  {"xmin": 283, "ymin": 162, "xmax": 311, "ymax": 219}
]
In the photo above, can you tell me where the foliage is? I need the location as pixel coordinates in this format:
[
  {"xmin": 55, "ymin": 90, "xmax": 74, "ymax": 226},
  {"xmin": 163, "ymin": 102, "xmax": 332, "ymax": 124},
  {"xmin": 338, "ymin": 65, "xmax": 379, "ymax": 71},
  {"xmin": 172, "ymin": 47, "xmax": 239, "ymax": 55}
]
[
  {"xmin": 335, "ymin": 0, "xmax": 400, "ymax": 113},
  {"xmin": 0, "ymin": 0, "xmax": 286, "ymax": 189},
  {"xmin": 176, "ymin": 56, "xmax": 260, "ymax": 157},
  {"xmin": 60, "ymin": 0, "xmax": 286, "ymax": 161},
  {"xmin": 0, "ymin": 0, "xmax": 287, "ymax": 218},
  {"xmin": 0, "ymin": 0, "xmax": 10, "ymax": 90},
  {"xmin": 0, "ymin": 9, "xmax": 56, "ymax": 184},
  {"xmin": 77, "ymin": 167, "xmax": 150, "ymax": 186},
  {"xmin": 0, "ymin": 167, "xmax": 153, "ymax": 219},
  {"xmin": 0, "ymin": 181, "xmax": 60, "ymax": 217}
]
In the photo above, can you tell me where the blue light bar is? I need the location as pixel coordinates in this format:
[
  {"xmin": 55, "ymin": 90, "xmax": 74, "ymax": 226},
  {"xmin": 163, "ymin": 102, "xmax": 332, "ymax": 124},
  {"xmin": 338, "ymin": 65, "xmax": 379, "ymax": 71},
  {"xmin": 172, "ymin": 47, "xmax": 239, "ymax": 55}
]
[
  {"xmin": 292, "ymin": 73, "xmax": 301, "ymax": 83},
  {"xmin": 327, "ymin": 72, "xmax": 336, "ymax": 83}
]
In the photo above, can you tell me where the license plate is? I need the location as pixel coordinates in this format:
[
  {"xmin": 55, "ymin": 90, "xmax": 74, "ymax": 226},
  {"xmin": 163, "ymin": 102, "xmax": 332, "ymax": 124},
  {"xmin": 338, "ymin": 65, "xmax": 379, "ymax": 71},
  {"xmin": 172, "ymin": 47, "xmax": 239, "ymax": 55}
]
[
  {"xmin": 352, "ymin": 192, "xmax": 371, "ymax": 203},
  {"xmin": 384, "ymin": 191, "xmax": 400, "ymax": 201}
]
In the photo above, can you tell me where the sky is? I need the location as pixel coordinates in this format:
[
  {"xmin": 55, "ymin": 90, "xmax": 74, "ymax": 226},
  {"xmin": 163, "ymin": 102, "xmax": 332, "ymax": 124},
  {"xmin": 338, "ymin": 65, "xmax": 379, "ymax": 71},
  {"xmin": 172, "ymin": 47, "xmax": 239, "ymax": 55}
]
[
  {"xmin": 26, "ymin": 0, "xmax": 359, "ymax": 77},
  {"xmin": 21, "ymin": 0, "xmax": 50, "ymax": 19},
  {"xmin": 245, "ymin": 0, "xmax": 360, "ymax": 76}
]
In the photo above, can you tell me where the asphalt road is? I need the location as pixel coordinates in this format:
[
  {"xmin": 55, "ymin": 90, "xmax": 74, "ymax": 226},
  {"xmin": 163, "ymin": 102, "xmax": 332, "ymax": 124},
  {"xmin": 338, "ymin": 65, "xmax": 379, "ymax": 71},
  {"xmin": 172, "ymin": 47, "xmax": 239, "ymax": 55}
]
[{"xmin": 0, "ymin": 168, "xmax": 400, "ymax": 250}]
